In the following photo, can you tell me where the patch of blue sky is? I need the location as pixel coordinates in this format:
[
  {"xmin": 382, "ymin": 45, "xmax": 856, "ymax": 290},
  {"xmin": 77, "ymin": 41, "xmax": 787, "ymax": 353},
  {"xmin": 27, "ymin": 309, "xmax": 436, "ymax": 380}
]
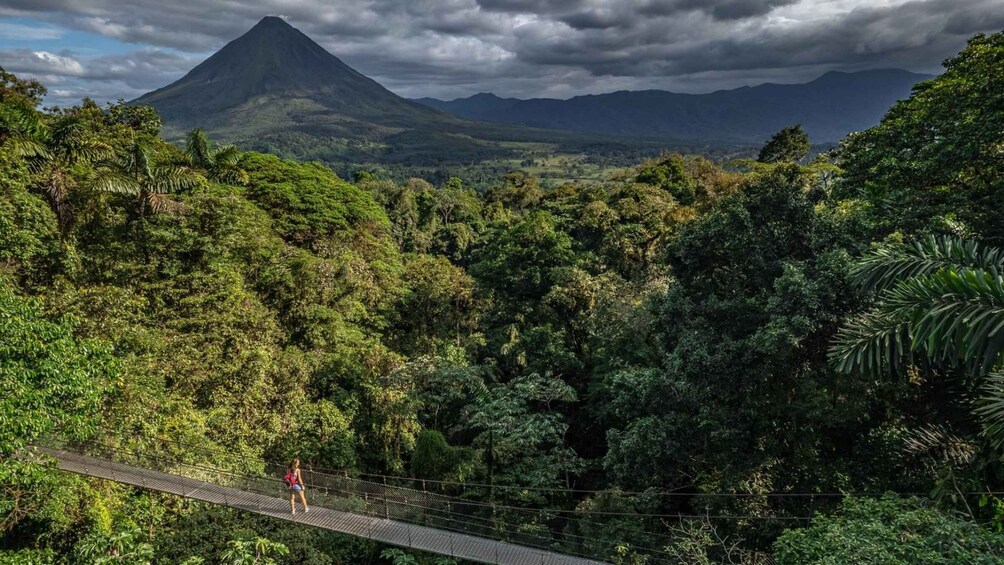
[{"xmin": 0, "ymin": 17, "xmax": 133, "ymax": 55}]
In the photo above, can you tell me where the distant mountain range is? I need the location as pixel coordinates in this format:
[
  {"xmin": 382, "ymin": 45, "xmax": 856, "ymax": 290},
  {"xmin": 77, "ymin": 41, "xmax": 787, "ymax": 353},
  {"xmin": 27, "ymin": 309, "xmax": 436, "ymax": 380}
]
[
  {"xmin": 414, "ymin": 69, "xmax": 932, "ymax": 143},
  {"xmin": 134, "ymin": 17, "xmax": 643, "ymax": 166},
  {"xmin": 134, "ymin": 17, "xmax": 929, "ymax": 167}
]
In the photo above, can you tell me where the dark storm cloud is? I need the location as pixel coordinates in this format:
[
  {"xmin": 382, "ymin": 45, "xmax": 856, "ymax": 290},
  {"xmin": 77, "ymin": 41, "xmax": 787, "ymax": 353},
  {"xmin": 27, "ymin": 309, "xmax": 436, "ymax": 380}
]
[
  {"xmin": 1, "ymin": 0, "xmax": 1001, "ymax": 102},
  {"xmin": 502, "ymin": 0, "xmax": 801, "ymax": 31},
  {"xmin": 701, "ymin": 0, "xmax": 800, "ymax": 20},
  {"xmin": 475, "ymin": 0, "xmax": 584, "ymax": 14},
  {"xmin": 505, "ymin": 0, "xmax": 1004, "ymax": 77}
]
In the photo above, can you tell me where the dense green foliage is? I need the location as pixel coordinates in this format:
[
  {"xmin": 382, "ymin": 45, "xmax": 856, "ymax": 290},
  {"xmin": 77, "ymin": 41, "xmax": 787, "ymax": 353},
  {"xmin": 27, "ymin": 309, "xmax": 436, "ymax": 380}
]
[
  {"xmin": 836, "ymin": 31, "xmax": 1004, "ymax": 240},
  {"xmin": 774, "ymin": 496, "xmax": 1004, "ymax": 564},
  {"xmin": 0, "ymin": 286, "xmax": 111, "ymax": 533},
  {"xmin": 756, "ymin": 125, "xmax": 810, "ymax": 163},
  {"xmin": 3, "ymin": 28, "xmax": 1004, "ymax": 565}
]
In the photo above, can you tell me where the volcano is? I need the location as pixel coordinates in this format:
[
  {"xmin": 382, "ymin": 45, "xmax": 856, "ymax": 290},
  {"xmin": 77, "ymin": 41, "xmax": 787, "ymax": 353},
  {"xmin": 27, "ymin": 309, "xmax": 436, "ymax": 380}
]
[
  {"xmin": 135, "ymin": 17, "xmax": 580, "ymax": 164},
  {"xmin": 137, "ymin": 17, "xmax": 443, "ymax": 130}
]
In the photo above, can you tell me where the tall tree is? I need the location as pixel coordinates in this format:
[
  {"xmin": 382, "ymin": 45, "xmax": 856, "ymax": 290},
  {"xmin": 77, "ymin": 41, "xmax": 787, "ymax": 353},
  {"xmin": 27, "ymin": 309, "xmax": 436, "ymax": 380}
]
[
  {"xmin": 757, "ymin": 125, "xmax": 810, "ymax": 164},
  {"xmin": 92, "ymin": 140, "xmax": 200, "ymax": 218},
  {"xmin": 0, "ymin": 71, "xmax": 47, "ymax": 161},
  {"xmin": 38, "ymin": 116, "xmax": 114, "ymax": 233},
  {"xmin": 183, "ymin": 128, "xmax": 249, "ymax": 186},
  {"xmin": 836, "ymin": 31, "xmax": 1004, "ymax": 240}
]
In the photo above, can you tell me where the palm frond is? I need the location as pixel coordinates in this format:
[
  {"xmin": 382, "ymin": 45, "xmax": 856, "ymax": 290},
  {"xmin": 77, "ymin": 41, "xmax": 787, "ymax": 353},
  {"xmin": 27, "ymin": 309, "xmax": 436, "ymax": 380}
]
[
  {"xmin": 186, "ymin": 128, "xmax": 212, "ymax": 168},
  {"xmin": 0, "ymin": 98, "xmax": 47, "ymax": 140},
  {"xmin": 829, "ymin": 308, "xmax": 915, "ymax": 376},
  {"xmin": 48, "ymin": 117, "xmax": 86, "ymax": 147},
  {"xmin": 210, "ymin": 144, "xmax": 242, "ymax": 166},
  {"xmin": 149, "ymin": 165, "xmax": 201, "ymax": 194},
  {"xmin": 833, "ymin": 268, "xmax": 1004, "ymax": 375},
  {"xmin": 901, "ymin": 423, "xmax": 978, "ymax": 466},
  {"xmin": 44, "ymin": 117, "xmax": 114, "ymax": 164},
  {"xmin": 852, "ymin": 235, "xmax": 1004, "ymax": 293},
  {"xmin": 3, "ymin": 135, "xmax": 50, "ymax": 159},
  {"xmin": 210, "ymin": 164, "xmax": 249, "ymax": 186},
  {"xmin": 72, "ymin": 139, "xmax": 115, "ymax": 163},
  {"xmin": 146, "ymin": 192, "xmax": 190, "ymax": 215},
  {"xmin": 91, "ymin": 168, "xmax": 141, "ymax": 195},
  {"xmin": 886, "ymin": 269, "xmax": 1004, "ymax": 374},
  {"xmin": 836, "ymin": 235, "xmax": 1004, "ymax": 452},
  {"xmin": 976, "ymin": 373, "xmax": 1004, "ymax": 448},
  {"xmin": 121, "ymin": 142, "xmax": 153, "ymax": 180}
]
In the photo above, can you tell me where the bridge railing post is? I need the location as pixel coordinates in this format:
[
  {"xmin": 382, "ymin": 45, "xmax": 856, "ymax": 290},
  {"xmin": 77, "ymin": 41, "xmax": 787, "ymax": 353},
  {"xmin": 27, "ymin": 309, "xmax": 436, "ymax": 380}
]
[{"xmin": 383, "ymin": 475, "xmax": 389, "ymax": 519}]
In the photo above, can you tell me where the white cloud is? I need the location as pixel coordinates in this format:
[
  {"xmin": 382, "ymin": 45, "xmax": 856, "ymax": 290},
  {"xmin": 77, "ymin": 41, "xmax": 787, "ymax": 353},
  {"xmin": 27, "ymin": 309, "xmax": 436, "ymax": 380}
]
[
  {"xmin": 0, "ymin": 46, "xmax": 199, "ymax": 106},
  {"xmin": 0, "ymin": 48, "xmax": 84, "ymax": 76},
  {"xmin": 32, "ymin": 50, "xmax": 84, "ymax": 74}
]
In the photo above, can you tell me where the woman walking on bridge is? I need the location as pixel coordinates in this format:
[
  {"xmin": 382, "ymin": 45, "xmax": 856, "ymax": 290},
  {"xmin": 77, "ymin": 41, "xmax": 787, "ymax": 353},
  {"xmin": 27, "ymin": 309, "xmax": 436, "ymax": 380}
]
[{"xmin": 285, "ymin": 459, "xmax": 308, "ymax": 514}]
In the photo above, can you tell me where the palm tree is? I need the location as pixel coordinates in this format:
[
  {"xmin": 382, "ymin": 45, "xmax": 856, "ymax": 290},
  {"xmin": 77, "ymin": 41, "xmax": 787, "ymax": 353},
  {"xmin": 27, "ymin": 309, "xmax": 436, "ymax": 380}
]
[
  {"xmin": 182, "ymin": 128, "xmax": 248, "ymax": 186},
  {"xmin": 92, "ymin": 140, "xmax": 201, "ymax": 219},
  {"xmin": 38, "ymin": 116, "xmax": 114, "ymax": 233},
  {"xmin": 0, "ymin": 97, "xmax": 48, "ymax": 159},
  {"xmin": 830, "ymin": 235, "xmax": 1004, "ymax": 444}
]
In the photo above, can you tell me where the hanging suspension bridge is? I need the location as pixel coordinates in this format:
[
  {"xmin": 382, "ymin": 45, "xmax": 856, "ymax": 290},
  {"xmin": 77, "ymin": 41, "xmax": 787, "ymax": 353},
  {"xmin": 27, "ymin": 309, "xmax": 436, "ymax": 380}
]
[
  {"xmin": 25, "ymin": 433, "xmax": 816, "ymax": 564},
  {"xmin": 33, "ymin": 446, "xmax": 605, "ymax": 565}
]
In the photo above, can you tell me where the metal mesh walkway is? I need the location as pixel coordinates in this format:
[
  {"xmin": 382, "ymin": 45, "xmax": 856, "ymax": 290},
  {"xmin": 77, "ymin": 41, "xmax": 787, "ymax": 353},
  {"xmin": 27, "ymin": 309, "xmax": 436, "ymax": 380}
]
[{"xmin": 36, "ymin": 447, "xmax": 609, "ymax": 565}]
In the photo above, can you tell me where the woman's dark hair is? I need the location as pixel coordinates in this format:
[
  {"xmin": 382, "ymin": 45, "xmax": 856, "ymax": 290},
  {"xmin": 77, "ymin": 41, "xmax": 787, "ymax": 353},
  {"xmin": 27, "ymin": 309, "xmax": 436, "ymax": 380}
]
[{"xmin": 289, "ymin": 458, "xmax": 300, "ymax": 472}]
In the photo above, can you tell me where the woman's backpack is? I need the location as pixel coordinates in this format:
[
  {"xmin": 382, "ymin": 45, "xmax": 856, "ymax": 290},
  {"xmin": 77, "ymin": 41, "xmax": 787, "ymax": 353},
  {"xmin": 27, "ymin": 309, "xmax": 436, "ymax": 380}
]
[{"xmin": 283, "ymin": 471, "xmax": 297, "ymax": 487}]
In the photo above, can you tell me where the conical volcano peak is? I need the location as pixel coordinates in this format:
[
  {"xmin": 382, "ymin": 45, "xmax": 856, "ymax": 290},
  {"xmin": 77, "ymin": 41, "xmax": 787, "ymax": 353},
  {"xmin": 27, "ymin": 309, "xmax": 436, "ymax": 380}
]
[
  {"xmin": 134, "ymin": 15, "xmax": 447, "ymax": 137},
  {"xmin": 254, "ymin": 15, "xmax": 292, "ymax": 28},
  {"xmin": 134, "ymin": 14, "xmax": 426, "ymax": 124},
  {"xmin": 242, "ymin": 15, "xmax": 303, "ymax": 40}
]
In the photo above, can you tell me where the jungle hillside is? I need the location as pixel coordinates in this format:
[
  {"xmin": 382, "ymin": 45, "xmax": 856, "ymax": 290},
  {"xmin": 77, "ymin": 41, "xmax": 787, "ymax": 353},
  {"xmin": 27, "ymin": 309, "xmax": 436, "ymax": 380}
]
[{"xmin": 2, "ymin": 22, "xmax": 1004, "ymax": 565}]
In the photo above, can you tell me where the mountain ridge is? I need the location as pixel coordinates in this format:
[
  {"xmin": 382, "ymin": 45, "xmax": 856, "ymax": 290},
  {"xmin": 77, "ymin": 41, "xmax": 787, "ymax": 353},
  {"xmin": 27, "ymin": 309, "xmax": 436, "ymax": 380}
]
[
  {"xmin": 133, "ymin": 16, "xmax": 932, "ymax": 166},
  {"xmin": 134, "ymin": 17, "xmax": 659, "ymax": 165},
  {"xmin": 414, "ymin": 68, "xmax": 934, "ymax": 143}
]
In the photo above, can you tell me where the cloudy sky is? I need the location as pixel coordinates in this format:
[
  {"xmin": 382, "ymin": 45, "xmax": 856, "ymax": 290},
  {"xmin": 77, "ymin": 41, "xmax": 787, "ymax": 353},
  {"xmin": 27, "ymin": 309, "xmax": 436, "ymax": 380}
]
[{"xmin": 0, "ymin": 0, "xmax": 1001, "ymax": 107}]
